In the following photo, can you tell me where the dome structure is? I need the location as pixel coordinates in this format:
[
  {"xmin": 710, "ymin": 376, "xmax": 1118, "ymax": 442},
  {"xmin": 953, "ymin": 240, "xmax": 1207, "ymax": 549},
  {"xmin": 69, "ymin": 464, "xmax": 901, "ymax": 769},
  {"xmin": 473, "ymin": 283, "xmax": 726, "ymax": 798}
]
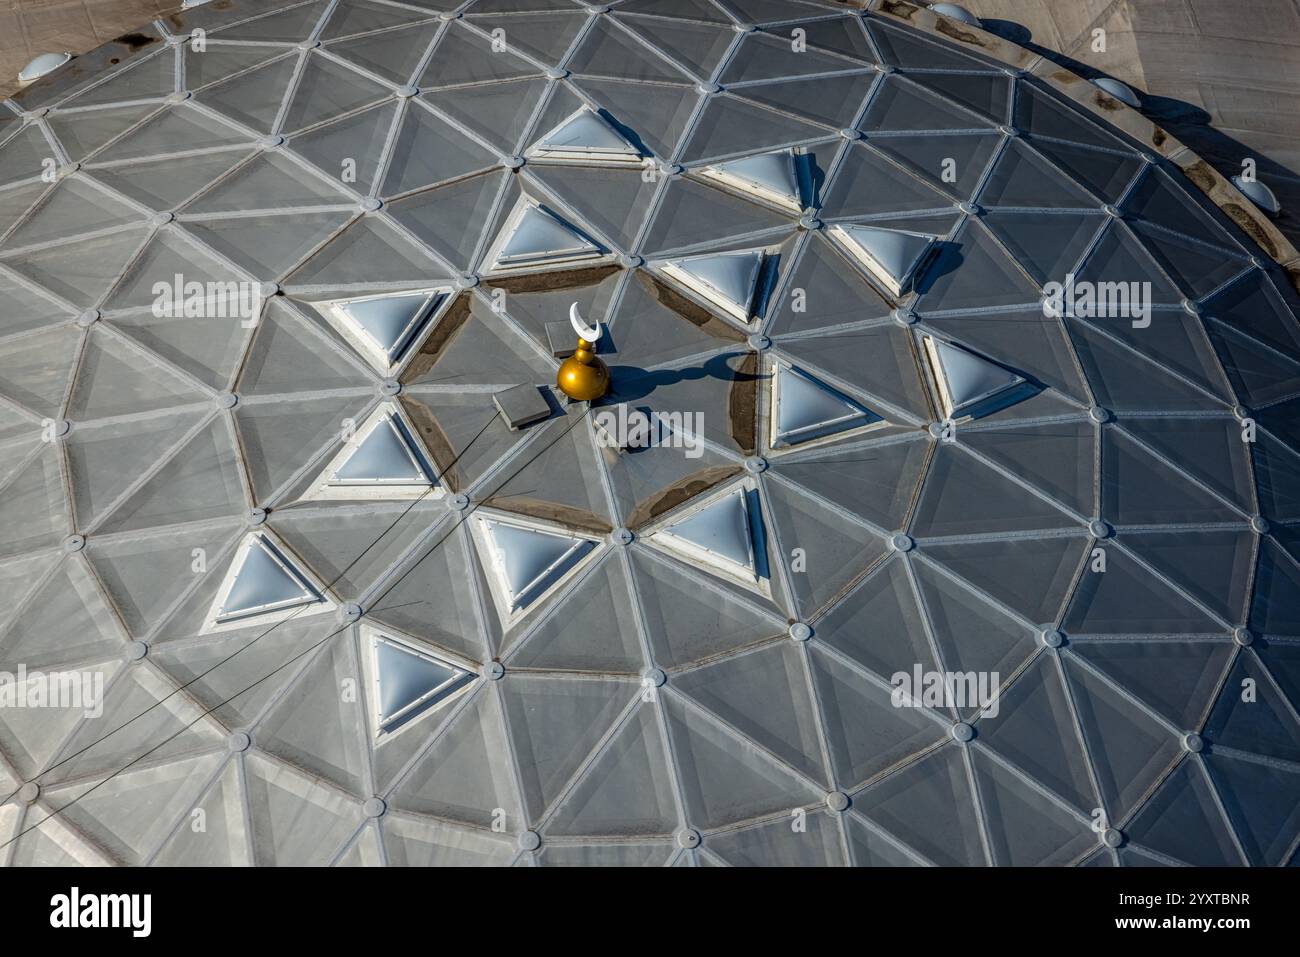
[{"xmin": 0, "ymin": 0, "xmax": 1299, "ymax": 868}]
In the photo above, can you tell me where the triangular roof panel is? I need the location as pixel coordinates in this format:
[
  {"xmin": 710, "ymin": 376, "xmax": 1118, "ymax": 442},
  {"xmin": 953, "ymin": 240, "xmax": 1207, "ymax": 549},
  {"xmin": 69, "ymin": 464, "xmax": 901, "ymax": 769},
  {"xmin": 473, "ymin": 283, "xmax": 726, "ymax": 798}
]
[
  {"xmin": 657, "ymin": 248, "xmax": 767, "ymax": 325},
  {"xmin": 697, "ymin": 150, "xmax": 804, "ymax": 212},
  {"xmin": 525, "ymin": 107, "xmax": 643, "ymax": 165},
  {"xmin": 364, "ymin": 625, "xmax": 475, "ymax": 738},
  {"xmin": 829, "ymin": 223, "xmax": 937, "ymax": 298},
  {"xmin": 303, "ymin": 402, "xmax": 440, "ymax": 502},
  {"xmin": 922, "ymin": 335, "xmax": 1033, "ymax": 421},
  {"xmin": 205, "ymin": 532, "xmax": 332, "ymax": 632},
  {"xmin": 310, "ymin": 286, "xmax": 452, "ymax": 376},
  {"xmin": 650, "ymin": 485, "xmax": 760, "ymax": 588},
  {"xmin": 485, "ymin": 199, "xmax": 605, "ymax": 272},
  {"xmin": 471, "ymin": 514, "xmax": 599, "ymax": 625},
  {"xmin": 771, "ymin": 361, "xmax": 884, "ymax": 449}
]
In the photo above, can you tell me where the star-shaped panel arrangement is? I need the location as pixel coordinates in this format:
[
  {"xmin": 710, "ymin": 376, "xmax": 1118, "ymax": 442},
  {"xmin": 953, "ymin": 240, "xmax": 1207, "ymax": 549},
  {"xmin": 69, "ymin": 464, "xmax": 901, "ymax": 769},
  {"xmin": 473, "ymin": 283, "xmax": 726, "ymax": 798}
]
[{"xmin": 0, "ymin": 0, "xmax": 1297, "ymax": 868}]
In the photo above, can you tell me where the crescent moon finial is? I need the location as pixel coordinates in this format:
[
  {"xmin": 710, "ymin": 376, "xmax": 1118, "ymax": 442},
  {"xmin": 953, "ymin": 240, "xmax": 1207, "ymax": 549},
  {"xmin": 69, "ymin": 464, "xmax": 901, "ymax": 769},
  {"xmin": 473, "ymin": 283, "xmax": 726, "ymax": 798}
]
[{"xmin": 570, "ymin": 302, "xmax": 601, "ymax": 342}]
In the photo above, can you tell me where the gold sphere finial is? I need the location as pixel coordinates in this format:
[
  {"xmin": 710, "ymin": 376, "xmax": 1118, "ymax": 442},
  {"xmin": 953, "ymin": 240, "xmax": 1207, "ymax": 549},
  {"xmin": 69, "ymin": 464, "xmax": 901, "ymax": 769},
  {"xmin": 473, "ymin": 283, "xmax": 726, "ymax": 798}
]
[{"xmin": 557, "ymin": 303, "xmax": 610, "ymax": 402}]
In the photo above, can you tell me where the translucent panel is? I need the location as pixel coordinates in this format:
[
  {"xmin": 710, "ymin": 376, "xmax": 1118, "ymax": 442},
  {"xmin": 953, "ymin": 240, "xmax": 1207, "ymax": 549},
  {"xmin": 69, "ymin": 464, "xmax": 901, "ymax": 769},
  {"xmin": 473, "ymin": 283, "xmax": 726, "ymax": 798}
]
[
  {"xmin": 234, "ymin": 393, "xmax": 373, "ymax": 501},
  {"xmin": 186, "ymin": 151, "xmax": 352, "ymax": 212},
  {"xmin": 1061, "ymin": 654, "xmax": 1185, "ymax": 822},
  {"xmin": 912, "ymin": 560, "xmax": 1038, "ymax": 702},
  {"xmin": 978, "ymin": 655, "xmax": 1098, "ymax": 811},
  {"xmin": 186, "ymin": 44, "xmax": 290, "ymax": 91},
  {"xmin": 923, "ymin": 535, "xmax": 1087, "ymax": 625},
  {"xmin": 1205, "ymin": 751, "xmax": 1300, "ymax": 865},
  {"xmin": 1063, "ymin": 542, "xmax": 1222, "ymax": 635},
  {"xmin": 855, "ymin": 743, "xmax": 987, "ymax": 866},
  {"xmin": 680, "ymin": 95, "xmax": 830, "ymax": 164},
  {"xmin": 972, "ymin": 748, "xmax": 1097, "ymax": 866},
  {"xmin": 1129, "ymin": 221, "xmax": 1247, "ymax": 300},
  {"xmin": 642, "ymin": 176, "xmax": 787, "ymax": 253},
  {"xmin": 529, "ymin": 164, "xmax": 658, "ymax": 251},
  {"xmin": 912, "ymin": 444, "xmax": 1079, "ymax": 537},
  {"xmin": 381, "ymin": 102, "xmax": 497, "ymax": 197},
  {"xmin": 571, "ymin": 77, "xmax": 700, "ymax": 159},
  {"xmin": 104, "ymin": 229, "xmax": 252, "ymax": 311},
  {"xmin": 1030, "ymin": 137, "xmax": 1142, "ymax": 203},
  {"xmin": 421, "ymin": 21, "xmax": 539, "ymax": 87},
  {"xmin": 654, "ymin": 486, "xmax": 757, "ymax": 581},
  {"xmin": 1102, "ymin": 427, "xmax": 1240, "ymax": 525},
  {"xmin": 868, "ymin": 19, "xmax": 999, "ymax": 73},
  {"xmin": 386, "ymin": 686, "xmax": 518, "ymax": 824},
  {"xmin": 153, "ymin": 761, "xmax": 251, "ymax": 865},
  {"xmin": 1251, "ymin": 540, "xmax": 1300, "ymax": 637},
  {"xmin": 217, "ymin": 534, "xmax": 321, "ymax": 623},
  {"xmin": 1, "ymin": 178, "xmax": 141, "ymax": 250},
  {"xmin": 980, "ymin": 138, "xmax": 1098, "ymax": 208},
  {"xmin": 1072, "ymin": 639, "xmax": 1234, "ymax": 731},
  {"xmin": 387, "ymin": 170, "xmax": 505, "ymax": 269},
  {"xmin": 709, "ymin": 809, "xmax": 845, "ymax": 866},
  {"xmin": 322, "ymin": 0, "xmax": 434, "ymax": 40},
  {"xmin": 93, "ymin": 105, "xmax": 251, "ymax": 164},
  {"xmin": 545, "ymin": 704, "xmax": 678, "ymax": 836},
  {"xmin": 869, "ymin": 131, "xmax": 1001, "ymax": 201},
  {"xmin": 632, "ymin": 549, "xmax": 782, "ymax": 667},
  {"xmin": 489, "ymin": 200, "xmax": 602, "ymax": 270},
  {"xmin": 289, "ymin": 101, "xmax": 398, "ymax": 196},
  {"xmin": 239, "ymin": 299, "xmax": 374, "ymax": 395},
  {"xmin": 908, "ymin": 71, "xmax": 1009, "ymax": 123},
  {"xmin": 1120, "ymin": 529, "xmax": 1254, "ymax": 624},
  {"xmin": 862, "ymin": 74, "xmax": 992, "ymax": 133},
  {"xmin": 509, "ymin": 554, "xmax": 643, "ymax": 672},
  {"xmin": 197, "ymin": 56, "xmax": 300, "ymax": 134},
  {"xmin": 1205, "ymin": 652, "xmax": 1300, "ymax": 763},
  {"xmin": 185, "ymin": 210, "xmax": 352, "ymax": 278},
  {"xmin": 569, "ymin": 15, "xmax": 692, "ymax": 83},
  {"xmin": 60, "ymin": 48, "xmax": 176, "ymax": 108},
  {"xmin": 96, "ymin": 417, "xmax": 248, "ymax": 534},
  {"xmin": 770, "ymin": 361, "xmax": 882, "ymax": 447},
  {"xmin": 617, "ymin": 13, "xmax": 736, "ymax": 78},
  {"xmin": 45, "ymin": 104, "xmax": 157, "ymax": 163},
  {"xmin": 329, "ymin": 22, "xmax": 441, "ymax": 84},
  {"xmin": 90, "ymin": 149, "xmax": 253, "ymax": 211},
  {"xmin": 281, "ymin": 55, "xmax": 392, "ymax": 133},
  {"xmin": 0, "ymin": 124, "xmax": 58, "ymax": 187},
  {"xmin": 0, "ymin": 325, "xmax": 78, "ymax": 418},
  {"xmin": 1067, "ymin": 321, "xmax": 1226, "ymax": 412},
  {"xmin": 924, "ymin": 335, "xmax": 1028, "ymax": 419},
  {"xmin": 915, "ymin": 221, "xmax": 1041, "ymax": 313},
  {"xmin": 665, "ymin": 690, "xmax": 821, "ymax": 829},
  {"xmin": 960, "ymin": 421, "xmax": 1095, "ymax": 516},
  {"xmin": 983, "ymin": 210, "xmax": 1103, "ymax": 285},
  {"xmin": 722, "ymin": 29, "xmax": 866, "ymax": 84},
  {"xmin": 1123, "ymin": 166, "xmax": 1239, "ymax": 250},
  {"xmin": 6, "ymin": 227, "xmax": 150, "ymax": 308},
  {"xmin": 286, "ymin": 216, "xmax": 454, "ymax": 286},
  {"xmin": 1015, "ymin": 81, "xmax": 1131, "ymax": 152},
  {"xmin": 466, "ymin": 12, "xmax": 587, "ymax": 66},
  {"xmin": 768, "ymin": 233, "xmax": 892, "ymax": 337},
  {"xmin": 501, "ymin": 674, "xmax": 629, "ymax": 822},
  {"xmin": 764, "ymin": 477, "xmax": 888, "ymax": 615},
  {"xmin": 382, "ymin": 815, "xmax": 515, "ymax": 866},
  {"xmin": 736, "ymin": 73, "xmax": 876, "ymax": 130},
  {"xmin": 244, "ymin": 754, "xmax": 363, "ymax": 866},
  {"xmin": 773, "ymin": 434, "xmax": 927, "ymax": 531},
  {"xmin": 214, "ymin": 1, "xmax": 329, "ymax": 41},
  {"xmin": 476, "ymin": 516, "xmax": 596, "ymax": 612}
]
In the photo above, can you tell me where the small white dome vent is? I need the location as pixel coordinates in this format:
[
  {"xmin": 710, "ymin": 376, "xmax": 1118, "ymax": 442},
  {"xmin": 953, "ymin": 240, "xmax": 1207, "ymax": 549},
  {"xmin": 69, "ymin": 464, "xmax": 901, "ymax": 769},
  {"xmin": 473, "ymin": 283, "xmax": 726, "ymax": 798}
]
[
  {"xmin": 18, "ymin": 52, "xmax": 71, "ymax": 84},
  {"xmin": 1231, "ymin": 175, "xmax": 1282, "ymax": 217},
  {"xmin": 930, "ymin": 4, "xmax": 981, "ymax": 27},
  {"xmin": 1091, "ymin": 77, "xmax": 1141, "ymax": 109}
]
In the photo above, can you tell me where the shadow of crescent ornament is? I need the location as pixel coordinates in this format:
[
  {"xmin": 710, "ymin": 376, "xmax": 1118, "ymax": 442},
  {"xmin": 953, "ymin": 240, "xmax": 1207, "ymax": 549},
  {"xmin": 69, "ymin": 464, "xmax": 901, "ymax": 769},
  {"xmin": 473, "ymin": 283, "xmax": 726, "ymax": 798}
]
[{"xmin": 557, "ymin": 302, "xmax": 611, "ymax": 402}]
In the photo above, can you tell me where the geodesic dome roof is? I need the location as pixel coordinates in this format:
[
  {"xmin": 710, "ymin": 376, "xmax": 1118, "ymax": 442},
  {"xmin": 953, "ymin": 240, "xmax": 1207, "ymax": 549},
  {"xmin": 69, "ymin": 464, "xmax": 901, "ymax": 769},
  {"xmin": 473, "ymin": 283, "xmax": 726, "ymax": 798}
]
[{"xmin": 1, "ymin": 0, "xmax": 1300, "ymax": 867}]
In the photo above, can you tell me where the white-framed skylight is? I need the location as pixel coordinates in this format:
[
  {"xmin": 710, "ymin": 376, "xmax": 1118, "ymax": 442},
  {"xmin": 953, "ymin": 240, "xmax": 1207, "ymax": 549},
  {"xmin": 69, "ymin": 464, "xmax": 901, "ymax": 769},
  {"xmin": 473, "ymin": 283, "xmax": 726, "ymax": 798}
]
[
  {"xmin": 483, "ymin": 197, "xmax": 605, "ymax": 274},
  {"xmin": 301, "ymin": 401, "xmax": 441, "ymax": 502},
  {"xmin": 311, "ymin": 286, "xmax": 452, "ymax": 377},
  {"xmin": 525, "ymin": 107, "xmax": 644, "ymax": 166},
  {"xmin": 646, "ymin": 479, "xmax": 769, "ymax": 595},
  {"xmin": 828, "ymin": 223, "xmax": 938, "ymax": 298},
  {"xmin": 203, "ymin": 531, "xmax": 335, "ymax": 634},
  {"xmin": 469, "ymin": 511, "xmax": 601, "ymax": 628},
  {"xmin": 360, "ymin": 623, "xmax": 476, "ymax": 741},
  {"xmin": 921, "ymin": 334, "xmax": 1036, "ymax": 421},
  {"xmin": 696, "ymin": 149, "xmax": 806, "ymax": 213},
  {"xmin": 769, "ymin": 358, "xmax": 887, "ymax": 450},
  {"xmin": 656, "ymin": 248, "xmax": 771, "ymax": 326}
]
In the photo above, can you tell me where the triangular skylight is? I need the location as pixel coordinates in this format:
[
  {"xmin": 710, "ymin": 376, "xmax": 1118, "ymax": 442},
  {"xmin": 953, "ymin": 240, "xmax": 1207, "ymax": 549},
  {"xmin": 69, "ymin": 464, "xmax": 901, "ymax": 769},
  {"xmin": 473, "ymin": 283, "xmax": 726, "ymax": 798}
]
[
  {"xmin": 650, "ymin": 484, "xmax": 763, "ymax": 589},
  {"xmin": 471, "ymin": 513, "xmax": 599, "ymax": 625},
  {"xmin": 525, "ymin": 107, "xmax": 643, "ymax": 165},
  {"xmin": 770, "ymin": 360, "xmax": 885, "ymax": 449},
  {"xmin": 302, "ymin": 402, "xmax": 440, "ymax": 502},
  {"xmin": 205, "ymin": 532, "xmax": 332, "ymax": 632},
  {"xmin": 922, "ymin": 335, "xmax": 1035, "ymax": 421},
  {"xmin": 362, "ymin": 624, "xmax": 475, "ymax": 739},
  {"xmin": 313, "ymin": 286, "xmax": 451, "ymax": 376},
  {"xmin": 829, "ymin": 223, "xmax": 938, "ymax": 298},
  {"xmin": 698, "ymin": 150, "xmax": 804, "ymax": 212},
  {"xmin": 485, "ymin": 199, "xmax": 604, "ymax": 272},
  {"xmin": 658, "ymin": 248, "xmax": 768, "ymax": 325}
]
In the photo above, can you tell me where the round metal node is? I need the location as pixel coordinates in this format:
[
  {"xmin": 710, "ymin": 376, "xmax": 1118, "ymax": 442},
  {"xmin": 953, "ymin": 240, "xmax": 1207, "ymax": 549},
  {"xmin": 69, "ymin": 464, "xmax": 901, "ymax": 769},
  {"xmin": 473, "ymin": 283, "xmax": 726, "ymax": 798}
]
[
  {"xmin": 1251, "ymin": 515, "xmax": 1270, "ymax": 534},
  {"xmin": 890, "ymin": 533, "xmax": 914, "ymax": 552},
  {"xmin": 799, "ymin": 214, "xmax": 822, "ymax": 230},
  {"xmin": 502, "ymin": 154, "xmax": 525, "ymax": 170},
  {"xmin": 1182, "ymin": 732, "xmax": 1205, "ymax": 753},
  {"xmin": 619, "ymin": 254, "xmax": 644, "ymax": 269},
  {"xmin": 546, "ymin": 68, "xmax": 568, "ymax": 80},
  {"xmin": 518, "ymin": 830, "xmax": 541, "ymax": 851},
  {"xmin": 63, "ymin": 534, "xmax": 85, "ymax": 553},
  {"xmin": 227, "ymin": 731, "xmax": 252, "ymax": 753},
  {"xmin": 1233, "ymin": 627, "xmax": 1254, "ymax": 647},
  {"xmin": 825, "ymin": 790, "xmax": 850, "ymax": 812},
  {"xmin": 696, "ymin": 81, "xmax": 721, "ymax": 95},
  {"xmin": 1088, "ymin": 519, "xmax": 1111, "ymax": 539},
  {"xmin": 259, "ymin": 281, "xmax": 282, "ymax": 298},
  {"xmin": 150, "ymin": 211, "xmax": 174, "ymax": 226},
  {"xmin": 216, "ymin": 391, "xmax": 239, "ymax": 410},
  {"xmin": 16, "ymin": 782, "xmax": 40, "ymax": 804},
  {"xmin": 341, "ymin": 602, "xmax": 363, "ymax": 623},
  {"xmin": 1101, "ymin": 827, "xmax": 1124, "ymax": 848},
  {"xmin": 951, "ymin": 721, "xmax": 975, "ymax": 743},
  {"xmin": 1181, "ymin": 298, "xmax": 1201, "ymax": 316},
  {"xmin": 743, "ymin": 456, "xmax": 768, "ymax": 474},
  {"xmin": 258, "ymin": 134, "xmax": 284, "ymax": 148},
  {"xmin": 747, "ymin": 334, "xmax": 771, "ymax": 351},
  {"xmin": 641, "ymin": 667, "xmax": 666, "ymax": 688},
  {"xmin": 458, "ymin": 273, "xmax": 480, "ymax": 289},
  {"xmin": 395, "ymin": 85, "xmax": 418, "ymax": 98},
  {"xmin": 126, "ymin": 640, "xmax": 149, "ymax": 662},
  {"xmin": 359, "ymin": 197, "xmax": 383, "ymax": 212},
  {"xmin": 1040, "ymin": 628, "xmax": 1065, "ymax": 649},
  {"xmin": 448, "ymin": 492, "xmax": 471, "ymax": 511},
  {"xmin": 675, "ymin": 827, "xmax": 701, "ymax": 849},
  {"xmin": 611, "ymin": 527, "xmax": 634, "ymax": 546},
  {"xmin": 379, "ymin": 379, "xmax": 402, "ymax": 397},
  {"xmin": 76, "ymin": 309, "xmax": 100, "ymax": 327},
  {"xmin": 789, "ymin": 621, "xmax": 812, "ymax": 642},
  {"xmin": 50, "ymin": 419, "xmax": 72, "ymax": 438},
  {"xmin": 839, "ymin": 128, "xmax": 861, "ymax": 141},
  {"xmin": 484, "ymin": 660, "xmax": 506, "ymax": 680},
  {"xmin": 1102, "ymin": 204, "xmax": 1121, "ymax": 218},
  {"xmin": 1088, "ymin": 405, "xmax": 1110, "ymax": 424},
  {"xmin": 247, "ymin": 507, "xmax": 268, "ymax": 526},
  {"xmin": 893, "ymin": 307, "xmax": 918, "ymax": 326}
]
